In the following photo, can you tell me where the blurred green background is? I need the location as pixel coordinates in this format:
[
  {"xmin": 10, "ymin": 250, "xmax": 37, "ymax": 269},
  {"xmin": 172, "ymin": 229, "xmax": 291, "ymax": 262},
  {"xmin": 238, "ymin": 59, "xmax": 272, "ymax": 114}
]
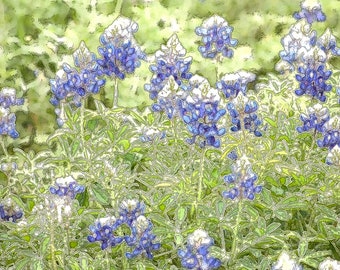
[{"xmin": 1, "ymin": 0, "xmax": 340, "ymax": 150}]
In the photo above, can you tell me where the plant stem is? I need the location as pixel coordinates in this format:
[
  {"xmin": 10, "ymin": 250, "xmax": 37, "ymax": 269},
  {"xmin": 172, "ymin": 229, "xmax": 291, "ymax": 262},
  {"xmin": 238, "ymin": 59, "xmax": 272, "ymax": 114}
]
[
  {"xmin": 106, "ymin": 250, "xmax": 110, "ymax": 270},
  {"xmin": 50, "ymin": 220, "xmax": 58, "ymax": 270},
  {"xmin": 80, "ymin": 102, "xmax": 85, "ymax": 142},
  {"xmin": 113, "ymin": 77, "xmax": 119, "ymax": 109},
  {"xmin": 114, "ymin": 0, "xmax": 123, "ymax": 16},
  {"xmin": 194, "ymin": 149, "xmax": 206, "ymax": 218},
  {"xmin": 231, "ymin": 199, "xmax": 243, "ymax": 263},
  {"xmin": 0, "ymin": 137, "xmax": 8, "ymax": 157}
]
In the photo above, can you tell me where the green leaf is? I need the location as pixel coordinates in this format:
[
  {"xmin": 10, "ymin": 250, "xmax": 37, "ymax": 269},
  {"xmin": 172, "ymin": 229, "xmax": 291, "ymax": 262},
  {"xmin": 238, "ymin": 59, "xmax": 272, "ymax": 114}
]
[
  {"xmin": 86, "ymin": 119, "xmax": 98, "ymax": 131},
  {"xmin": 298, "ymin": 240, "xmax": 308, "ymax": 257},
  {"xmin": 77, "ymin": 187, "xmax": 89, "ymax": 208},
  {"xmin": 264, "ymin": 117, "xmax": 278, "ymax": 128},
  {"xmin": 15, "ymin": 258, "xmax": 32, "ymax": 270},
  {"xmin": 176, "ymin": 206, "xmax": 187, "ymax": 223},
  {"xmin": 91, "ymin": 183, "xmax": 111, "ymax": 206},
  {"xmin": 266, "ymin": 222, "xmax": 281, "ymax": 234},
  {"xmin": 71, "ymin": 139, "xmax": 81, "ymax": 156},
  {"xmin": 118, "ymin": 139, "xmax": 130, "ymax": 151}
]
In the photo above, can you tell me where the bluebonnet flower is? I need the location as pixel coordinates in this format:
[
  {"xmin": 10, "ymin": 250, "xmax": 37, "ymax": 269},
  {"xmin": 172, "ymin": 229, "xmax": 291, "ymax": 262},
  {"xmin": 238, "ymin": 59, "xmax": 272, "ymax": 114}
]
[
  {"xmin": 118, "ymin": 199, "xmax": 145, "ymax": 226},
  {"xmin": 296, "ymin": 104, "xmax": 329, "ymax": 133},
  {"xmin": 178, "ymin": 229, "xmax": 221, "ymax": 270},
  {"xmin": 0, "ymin": 88, "xmax": 24, "ymax": 109},
  {"xmin": 49, "ymin": 176, "xmax": 85, "ymax": 199},
  {"xmin": 50, "ymin": 42, "xmax": 105, "ymax": 108},
  {"xmin": 276, "ymin": 20, "xmax": 318, "ymax": 72},
  {"xmin": 272, "ymin": 251, "xmax": 303, "ymax": 270},
  {"xmin": 140, "ymin": 127, "xmax": 166, "ymax": 143},
  {"xmin": 195, "ymin": 15, "xmax": 238, "ymax": 59},
  {"xmin": 178, "ymin": 75, "xmax": 226, "ymax": 148},
  {"xmin": 293, "ymin": 0, "xmax": 326, "ymax": 24},
  {"xmin": 317, "ymin": 29, "xmax": 340, "ymax": 56},
  {"xmin": 319, "ymin": 258, "xmax": 340, "ymax": 270},
  {"xmin": 222, "ymin": 155, "xmax": 262, "ymax": 200},
  {"xmin": 226, "ymin": 94, "xmax": 262, "ymax": 137},
  {"xmin": 0, "ymin": 162, "xmax": 17, "ymax": 174},
  {"xmin": 326, "ymin": 145, "xmax": 340, "ymax": 166},
  {"xmin": 295, "ymin": 64, "xmax": 332, "ymax": 102},
  {"xmin": 125, "ymin": 215, "xmax": 161, "ymax": 259},
  {"xmin": 0, "ymin": 198, "xmax": 23, "ymax": 222},
  {"xmin": 317, "ymin": 116, "xmax": 340, "ymax": 149},
  {"xmin": 337, "ymin": 87, "xmax": 340, "ymax": 104},
  {"xmin": 227, "ymin": 150, "xmax": 238, "ymax": 161},
  {"xmin": 0, "ymin": 107, "xmax": 19, "ymax": 138},
  {"xmin": 97, "ymin": 16, "xmax": 145, "ymax": 79},
  {"xmin": 216, "ymin": 70, "xmax": 256, "ymax": 99},
  {"xmin": 144, "ymin": 35, "xmax": 193, "ymax": 118},
  {"xmin": 87, "ymin": 216, "xmax": 123, "ymax": 250}
]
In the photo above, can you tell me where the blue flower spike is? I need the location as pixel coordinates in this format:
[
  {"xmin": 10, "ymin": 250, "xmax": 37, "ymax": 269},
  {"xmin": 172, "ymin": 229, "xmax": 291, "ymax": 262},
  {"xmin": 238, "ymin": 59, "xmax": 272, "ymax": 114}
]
[
  {"xmin": 118, "ymin": 199, "xmax": 145, "ymax": 226},
  {"xmin": 0, "ymin": 88, "xmax": 24, "ymax": 109},
  {"xmin": 178, "ymin": 75, "xmax": 226, "ymax": 148},
  {"xmin": 195, "ymin": 15, "xmax": 238, "ymax": 60},
  {"xmin": 125, "ymin": 215, "xmax": 161, "ymax": 259},
  {"xmin": 317, "ymin": 28, "xmax": 340, "ymax": 56},
  {"xmin": 317, "ymin": 116, "xmax": 340, "ymax": 149},
  {"xmin": 97, "ymin": 16, "xmax": 145, "ymax": 79},
  {"xmin": 87, "ymin": 216, "xmax": 123, "ymax": 250},
  {"xmin": 178, "ymin": 229, "xmax": 221, "ymax": 269},
  {"xmin": 227, "ymin": 94, "xmax": 262, "ymax": 137},
  {"xmin": 326, "ymin": 145, "xmax": 340, "ymax": 166},
  {"xmin": 216, "ymin": 70, "xmax": 256, "ymax": 99},
  {"xmin": 222, "ymin": 155, "xmax": 262, "ymax": 200},
  {"xmin": 0, "ymin": 107, "xmax": 20, "ymax": 138},
  {"xmin": 0, "ymin": 198, "xmax": 23, "ymax": 222},
  {"xmin": 49, "ymin": 176, "xmax": 85, "ymax": 199},
  {"xmin": 297, "ymin": 104, "xmax": 330, "ymax": 133},
  {"xmin": 276, "ymin": 20, "xmax": 318, "ymax": 72},
  {"xmin": 293, "ymin": 0, "xmax": 326, "ymax": 24},
  {"xmin": 144, "ymin": 34, "xmax": 193, "ymax": 118}
]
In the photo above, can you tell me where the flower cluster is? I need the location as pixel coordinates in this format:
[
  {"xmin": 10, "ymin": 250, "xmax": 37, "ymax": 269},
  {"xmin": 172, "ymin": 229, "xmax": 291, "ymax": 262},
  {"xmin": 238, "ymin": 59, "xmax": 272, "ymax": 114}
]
[
  {"xmin": 49, "ymin": 176, "xmax": 85, "ymax": 199},
  {"xmin": 87, "ymin": 199, "xmax": 160, "ymax": 259},
  {"xmin": 216, "ymin": 71, "xmax": 256, "ymax": 99},
  {"xmin": 0, "ymin": 198, "xmax": 23, "ymax": 222},
  {"xmin": 295, "ymin": 64, "xmax": 332, "ymax": 102},
  {"xmin": 178, "ymin": 229, "xmax": 221, "ymax": 269},
  {"xmin": 296, "ymin": 104, "xmax": 330, "ymax": 133},
  {"xmin": 195, "ymin": 15, "xmax": 238, "ymax": 59},
  {"xmin": 293, "ymin": 0, "xmax": 326, "ymax": 24},
  {"xmin": 226, "ymin": 94, "xmax": 262, "ymax": 137},
  {"xmin": 97, "ymin": 17, "xmax": 145, "ymax": 79},
  {"xmin": 318, "ymin": 258, "xmax": 340, "ymax": 270},
  {"xmin": 87, "ymin": 216, "xmax": 123, "ymax": 250},
  {"xmin": 0, "ymin": 88, "xmax": 23, "ymax": 138},
  {"xmin": 317, "ymin": 116, "xmax": 340, "ymax": 149},
  {"xmin": 271, "ymin": 251, "xmax": 303, "ymax": 270},
  {"xmin": 222, "ymin": 155, "xmax": 262, "ymax": 200},
  {"xmin": 326, "ymin": 145, "xmax": 340, "ymax": 166},
  {"xmin": 178, "ymin": 75, "xmax": 226, "ymax": 148},
  {"xmin": 144, "ymin": 35, "xmax": 193, "ymax": 118},
  {"xmin": 140, "ymin": 127, "xmax": 166, "ymax": 143}
]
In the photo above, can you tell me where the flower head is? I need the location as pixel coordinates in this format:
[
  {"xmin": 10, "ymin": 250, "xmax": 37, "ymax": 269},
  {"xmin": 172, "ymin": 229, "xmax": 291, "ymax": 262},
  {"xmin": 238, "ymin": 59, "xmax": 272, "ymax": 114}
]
[
  {"xmin": 144, "ymin": 35, "xmax": 193, "ymax": 118},
  {"xmin": 222, "ymin": 155, "xmax": 262, "ymax": 200},
  {"xmin": 178, "ymin": 75, "xmax": 226, "ymax": 148},
  {"xmin": 272, "ymin": 251, "xmax": 303, "ymax": 270},
  {"xmin": 293, "ymin": 0, "xmax": 326, "ymax": 24},
  {"xmin": 317, "ymin": 116, "xmax": 340, "ymax": 149},
  {"xmin": 125, "ymin": 215, "xmax": 160, "ymax": 259},
  {"xmin": 226, "ymin": 94, "xmax": 262, "ymax": 137},
  {"xmin": 178, "ymin": 229, "xmax": 221, "ymax": 270},
  {"xmin": 50, "ymin": 42, "xmax": 105, "ymax": 108},
  {"xmin": 0, "ymin": 107, "xmax": 19, "ymax": 138},
  {"xmin": 0, "ymin": 88, "xmax": 24, "ymax": 109},
  {"xmin": 0, "ymin": 198, "xmax": 23, "ymax": 222},
  {"xmin": 97, "ymin": 16, "xmax": 145, "ymax": 79},
  {"xmin": 118, "ymin": 199, "xmax": 145, "ymax": 226},
  {"xmin": 295, "ymin": 64, "xmax": 332, "ymax": 102},
  {"xmin": 195, "ymin": 15, "xmax": 238, "ymax": 59},
  {"xmin": 319, "ymin": 258, "xmax": 340, "ymax": 270},
  {"xmin": 297, "ymin": 104, "xmax": 330, "ymax": 133},
  {"xmin": 317, "ymin": 29, "xmax": 340, "ymax": 56},
  {"xmin": 49, "ymin": 176, "xmax": 85, "ymax": 199},
  {"xmin": 87, "ymin": 216, "xmax": 123, "ymax": 250},
  {"xmin": 216, "ymin": 70, "xmax": 256, "ymax": 99}
]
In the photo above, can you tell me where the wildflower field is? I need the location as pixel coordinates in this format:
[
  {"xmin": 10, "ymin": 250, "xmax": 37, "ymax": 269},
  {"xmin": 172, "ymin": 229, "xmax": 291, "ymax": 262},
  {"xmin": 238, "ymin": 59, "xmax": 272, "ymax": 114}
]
[{"xmin": 0, "ymin": 0, "xmax": 340, "ymax": 269}]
